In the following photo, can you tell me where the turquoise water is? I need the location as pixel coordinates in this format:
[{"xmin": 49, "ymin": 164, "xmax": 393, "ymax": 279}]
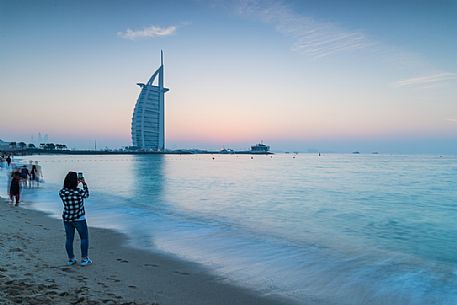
[{"xmin": 2, "ymin": 154, "xmax": 457, "ymax": 304}]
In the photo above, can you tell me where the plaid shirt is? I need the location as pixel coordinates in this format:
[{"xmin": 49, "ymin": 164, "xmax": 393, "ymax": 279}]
[{"xmin": 59, "ymin": 184, "xmax": 89, "ymax": 221}]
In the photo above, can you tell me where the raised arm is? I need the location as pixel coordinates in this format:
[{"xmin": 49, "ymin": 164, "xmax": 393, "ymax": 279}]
[{"xmin": 79, "ymin": 182, "xmax": 90, "ymax": 199}]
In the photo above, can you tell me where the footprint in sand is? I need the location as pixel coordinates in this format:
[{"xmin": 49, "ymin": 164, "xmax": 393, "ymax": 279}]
[
  {"xmin": 107, "ymin": 276, "xmax": 121, "ymax": 283},
  {"xmin": 46, "ymin": 283, "xmax": 59, "ymax": 289},
  {"xmin": 75, "ymin": 286, "xmax": 88, "ymax": 294},
  {"xmin": 61, "ymin": 267, "xmax": 75, "ymax": 273},
  {"xmin": 72, "ymin": 296, "xmax": 86, "ymax": 304},
  {"xmin": 116, "ymin": 258, "xmax": 129, "ymax": 263},
  {"xmin": 173, "ymin": 271, "xmax": 190, "ymax": 276},
  {"xmin": 128, "ymin": 285, "xmax": 137, "ymax": 289},
  {"xmin": 97, "ymin": 282, "xmax": 109, "ymax": 288}
]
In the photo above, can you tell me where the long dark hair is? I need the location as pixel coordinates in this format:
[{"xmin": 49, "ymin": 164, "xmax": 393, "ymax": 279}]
[{"xmin": 63, "ymin": 171, "xmax": 78, "ymax": 189}]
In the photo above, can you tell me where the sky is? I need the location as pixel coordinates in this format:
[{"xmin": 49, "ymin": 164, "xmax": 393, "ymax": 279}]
[{"xmin": 0, "ymin": 0, "xmax": 456, "ymax": 153}]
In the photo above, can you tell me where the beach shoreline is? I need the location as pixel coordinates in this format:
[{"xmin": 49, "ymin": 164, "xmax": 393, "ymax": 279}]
[{"xmin": 0, "ymin": 197, "xmax": 294, "ymax": 305}]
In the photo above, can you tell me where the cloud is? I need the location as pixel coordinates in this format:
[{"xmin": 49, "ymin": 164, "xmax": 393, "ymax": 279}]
[
  {"xmin": 234, "ymin": 0, "xmax": 373, "ymax": 58},
  {"xmin": 446, "ymin": 118, "xmax": 457, "ymax": 123},
  {"xmin": 393, "ymin": 72, "xmax": 457, "ymax": 88},
  {"xmin": 118, "ymin": 25, "xmax": 176, "ymax": 40}
]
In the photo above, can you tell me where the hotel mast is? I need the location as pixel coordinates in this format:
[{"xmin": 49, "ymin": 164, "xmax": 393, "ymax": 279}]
[{"xmin": 131, "ymin": 51, "xmax": 169, "ymax": 151}]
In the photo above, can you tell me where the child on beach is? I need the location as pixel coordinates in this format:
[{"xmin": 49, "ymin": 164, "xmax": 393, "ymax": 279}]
[{"xmin": 59, "ymin": 171, "xmax": 92, "ymax": 266}]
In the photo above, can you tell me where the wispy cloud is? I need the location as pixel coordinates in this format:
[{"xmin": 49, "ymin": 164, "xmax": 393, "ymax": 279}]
[
  {"xmin": 393, "ymin": 72, "xmax": 457, "ymax": 88},
  {"xmin": 118, "ymin": 25, "xmax": 176, "ymax": 40},
  {"xmin": 446, "ymin": 118, "xmax": 457, "ymax": 123},
  {"xmin": 235, "ymin": 0, "xmax": 373, "ymax": 58}
]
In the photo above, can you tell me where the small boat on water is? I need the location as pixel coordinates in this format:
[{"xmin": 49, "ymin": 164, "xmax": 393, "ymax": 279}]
[{"xmin": 220, "ymin": 148, "xmax": 235, "ymax": 154}]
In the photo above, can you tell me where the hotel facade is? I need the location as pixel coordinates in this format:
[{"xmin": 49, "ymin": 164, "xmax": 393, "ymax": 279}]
[{"xmin": 131, "ymin": 51, "xmax": 169, "ymax": 151}]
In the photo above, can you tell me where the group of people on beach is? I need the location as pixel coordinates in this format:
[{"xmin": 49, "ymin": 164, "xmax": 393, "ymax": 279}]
[
  {"xmin": 1, "ymin": 154, "xmax": 43, "ymax": 206},
  {"xmin": 1, "ymin": 154, "xmax": 92, "ymax": 266}
]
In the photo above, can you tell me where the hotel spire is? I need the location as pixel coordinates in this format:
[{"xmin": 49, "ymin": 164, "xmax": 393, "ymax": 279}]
[{"xmin": 131, "ymin": 51, "xmax": 169, "ymax": 151}]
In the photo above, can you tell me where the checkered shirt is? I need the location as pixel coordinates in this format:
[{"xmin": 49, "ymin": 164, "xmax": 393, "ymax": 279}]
[{"xmin": 59, "ymin": 184, "xmax": 89, "ymax": 221}]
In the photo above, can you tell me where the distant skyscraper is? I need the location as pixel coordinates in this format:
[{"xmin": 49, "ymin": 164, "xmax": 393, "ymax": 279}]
[{"xmin": 131, "ymin": 51, "xmax": 169, "ymax": 151}]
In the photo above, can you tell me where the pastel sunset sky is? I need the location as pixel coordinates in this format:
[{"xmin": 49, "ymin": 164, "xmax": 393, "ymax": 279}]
[{"xmin": 1, "ymin": 0, "xmax": 456, "ymax": 152}]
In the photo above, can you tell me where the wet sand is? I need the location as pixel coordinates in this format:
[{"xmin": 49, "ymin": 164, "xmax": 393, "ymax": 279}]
[{"xmin": 0, "ymin": 197, "xmax": 293, "ymax": 305}]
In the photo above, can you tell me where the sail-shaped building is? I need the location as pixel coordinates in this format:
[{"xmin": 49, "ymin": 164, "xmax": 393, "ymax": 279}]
[{"xmin": 131, "ymin": 51, "xmax": 169, "ymax": 151}]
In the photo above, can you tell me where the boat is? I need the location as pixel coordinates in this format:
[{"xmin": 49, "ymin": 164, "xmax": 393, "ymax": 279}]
[
  {"xmin": 250, "ymin": 142, "xmax": 270, "ymax": 153},
  {"xmin": 220, "ymin": 148, "xmax": 235, "ymax": 154}
]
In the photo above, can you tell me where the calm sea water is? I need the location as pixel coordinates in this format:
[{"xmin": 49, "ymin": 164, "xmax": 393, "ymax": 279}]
[{"xmin": 2, "ymin": 154, "xmax": 457, "ymax": 305}]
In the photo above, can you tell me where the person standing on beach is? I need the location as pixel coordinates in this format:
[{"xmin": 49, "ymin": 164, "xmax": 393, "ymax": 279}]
[
  {"xmin": 6, "ymin": 155, "xmax": 11, "ymax": 167},
  {"xmin": 20, "ymin": 165, "xmax": 30, "ymax": 188},
  {"xmin": 9, "ymin": 170, "xmax": 21, "ymax": 205},
  {"xmin": 59, "ymin": 172, "xmax": 92, "ymax": 266},
  {"xmin": 30, "ymin": 164, "xmax": 38, "ymax": 188},
  {"xmin": 34, "ymin": 161, "xmax": 43, "ymax": 186}
]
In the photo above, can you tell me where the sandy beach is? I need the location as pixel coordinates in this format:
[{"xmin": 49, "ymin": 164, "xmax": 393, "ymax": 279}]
[{"xmin": 0, "ymin": 197, "xmax": 293, "ymax": 305}]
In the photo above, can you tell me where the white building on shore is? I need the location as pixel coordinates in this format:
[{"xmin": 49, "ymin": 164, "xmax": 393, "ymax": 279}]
[{"xmin": 131, "ymin": 51, "xmax": 169, "ymax": 151}]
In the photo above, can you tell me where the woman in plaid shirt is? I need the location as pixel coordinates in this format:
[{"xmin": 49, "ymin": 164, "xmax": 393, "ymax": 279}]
[{"xmin": 59, "ymin": 171, "xmax": 92, "ymax": 266}]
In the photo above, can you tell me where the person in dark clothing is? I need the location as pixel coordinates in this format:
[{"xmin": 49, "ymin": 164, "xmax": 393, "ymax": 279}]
[
  {"xmin": 59, "ymin": 171, "xmax": 92, "ymax": 266},
  {"xmin": 30, "ymin": 164, "xmax": 38, "ymax": 188},
  {"xmin": 6, "ymin": 155, "xmax": 11, "ymax": 167},
  {"xmin": 9, "ymin": 170, "xmax": 21, "ymax": 205},
  {"xmin": 20, "ymin": 166, "xmax": 30, "ymax": 188}
]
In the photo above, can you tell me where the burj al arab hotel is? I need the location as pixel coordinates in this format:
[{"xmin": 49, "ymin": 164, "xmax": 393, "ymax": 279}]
[{"xmin": 131, "ymin": 51, "xmax": 169, "ymax": 151}]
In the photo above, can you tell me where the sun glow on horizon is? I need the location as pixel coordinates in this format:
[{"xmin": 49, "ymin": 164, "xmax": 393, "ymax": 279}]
[{"xmin": 0, "ymin": 1, "xmax": 456, "ymax": 153}]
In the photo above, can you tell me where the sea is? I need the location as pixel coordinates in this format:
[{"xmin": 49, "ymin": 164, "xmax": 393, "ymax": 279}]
[{"xmin": 1, "ymin": 153, "xmax": 457, "ymax": 305}]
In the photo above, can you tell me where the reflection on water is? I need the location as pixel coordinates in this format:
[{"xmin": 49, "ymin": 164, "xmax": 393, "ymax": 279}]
[
  {"xmin": 131, "ymin": 155, "xmax": 165, "ymax": 208},
  {"xmin": 5, "ymin": 154, "xmax": 457, "ymax": 305}
]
